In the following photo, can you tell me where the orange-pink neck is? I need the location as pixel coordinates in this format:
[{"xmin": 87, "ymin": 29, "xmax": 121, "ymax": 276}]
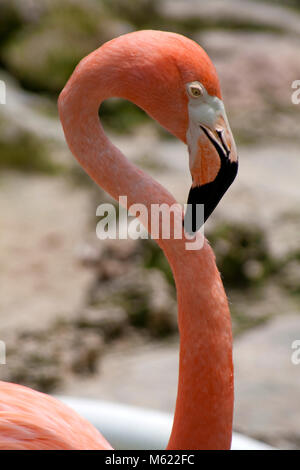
[{"xmin": 166, "ymin": 246, "xmax": 233, "ymax": 449}]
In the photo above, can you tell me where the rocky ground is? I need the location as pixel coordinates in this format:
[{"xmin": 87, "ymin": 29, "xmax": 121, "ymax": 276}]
[{"xmin": 0, "ymin": 0, "xmax": 300, "ymax": 450}]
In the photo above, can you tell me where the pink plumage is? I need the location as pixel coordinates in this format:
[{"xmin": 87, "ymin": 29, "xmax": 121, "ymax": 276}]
[{"xmin": 0, "ymin": 381, "xmax": 112, "ymax": 450}]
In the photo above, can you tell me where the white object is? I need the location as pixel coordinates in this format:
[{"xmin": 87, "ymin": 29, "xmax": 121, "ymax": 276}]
[{"xmin": 57, "ymin": 397, "xmax": 274, "ymax": 450}]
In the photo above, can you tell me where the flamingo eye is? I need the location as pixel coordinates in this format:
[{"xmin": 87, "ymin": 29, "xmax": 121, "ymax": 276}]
[{"xmin": 187, "ymin": 82, "xmax": 204, "ymax": 98}]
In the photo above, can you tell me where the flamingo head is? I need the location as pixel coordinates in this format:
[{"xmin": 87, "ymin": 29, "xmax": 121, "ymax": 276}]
[
  {"xmin": 144, "ymin": 32, "xmax": 238, "ymax": 232},
  {"xmin": 61, "ymin": 30, "xmax": 238, "ymax": 230},
  {"xmin": 105, "ymin": 30, "xmax": 238, "ymax": 231},
  {"xmin": 183, "ymin": 79, "xmax": 238, "ymax": 232}
]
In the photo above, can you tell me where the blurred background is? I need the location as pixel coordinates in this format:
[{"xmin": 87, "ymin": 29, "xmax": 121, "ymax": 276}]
[{"xmin": 0, "ymin": 0, "xmax": 300, "ymax": 449}]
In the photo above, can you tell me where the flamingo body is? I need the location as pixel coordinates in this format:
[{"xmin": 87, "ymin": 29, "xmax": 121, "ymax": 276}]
[{"xmin": 0, "ymin": 381, "xmax": 111, "ymax": 450}]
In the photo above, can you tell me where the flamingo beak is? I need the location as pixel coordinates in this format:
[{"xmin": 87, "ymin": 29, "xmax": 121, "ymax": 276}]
[{"xmin": 184, "ymin": 114, "xmax": 238, "ymax": 234}]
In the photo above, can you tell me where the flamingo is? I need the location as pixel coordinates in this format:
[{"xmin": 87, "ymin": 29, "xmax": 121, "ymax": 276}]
[{"xmin": 0, "ymin": 30, "xmax": 238, "ymax": 450}]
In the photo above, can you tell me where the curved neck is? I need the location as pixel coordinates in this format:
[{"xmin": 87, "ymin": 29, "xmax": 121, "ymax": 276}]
[{"xmin": 59, "ymin": 52, "xmax": 233, "ymax": 450}]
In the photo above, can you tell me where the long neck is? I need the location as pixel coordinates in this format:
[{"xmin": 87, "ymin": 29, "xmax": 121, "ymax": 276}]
[
  {"xmin": 59, "ymin": 53, "xmax": 234, "ymax": 450},
  {"xmin": 167, "ymin": 247, "xmax": 233, "ymax": 450}
]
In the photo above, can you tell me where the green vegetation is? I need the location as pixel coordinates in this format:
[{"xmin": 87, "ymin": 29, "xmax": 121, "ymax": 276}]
[
  {"xmin": 261, "ymin": 0, "xmax": 300, "ymax": 11},
  {"xmin": 0, "ymin": 1, "xmax": 23, "ymax": 46},
  {"xmin": 103, "ymin": 0, "xmax": 161, "ymax": 29},
  {"xmin": 208, "ymin": 222, "xmax": 276, "ymax": 289},
  {"xmin": 100, "ymin": 99, "xmax": 149, "ymax": 134},
  {"xmin": 141, "ymin": 238, "xmax": 175, "ymax": 287},
  {"xmin": 1, "ymin": 1, "xmax": 109, "ymax": 94},
  {"xmin": 0, "ymin": 127, "xmax": 60, "ymax": 174},
  {"xmin": 277, "ymin": 249, "xmax": 300, "ymax": 298}
]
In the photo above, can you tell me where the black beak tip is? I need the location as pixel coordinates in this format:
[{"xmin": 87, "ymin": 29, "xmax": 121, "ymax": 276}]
[
  {"xmin": 184, "ymin": 159, "xmax": 238, "ymax": 234},
  {"xmin": 183, "ymin": 185, "xmax": 206, "ymax": 234}
]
